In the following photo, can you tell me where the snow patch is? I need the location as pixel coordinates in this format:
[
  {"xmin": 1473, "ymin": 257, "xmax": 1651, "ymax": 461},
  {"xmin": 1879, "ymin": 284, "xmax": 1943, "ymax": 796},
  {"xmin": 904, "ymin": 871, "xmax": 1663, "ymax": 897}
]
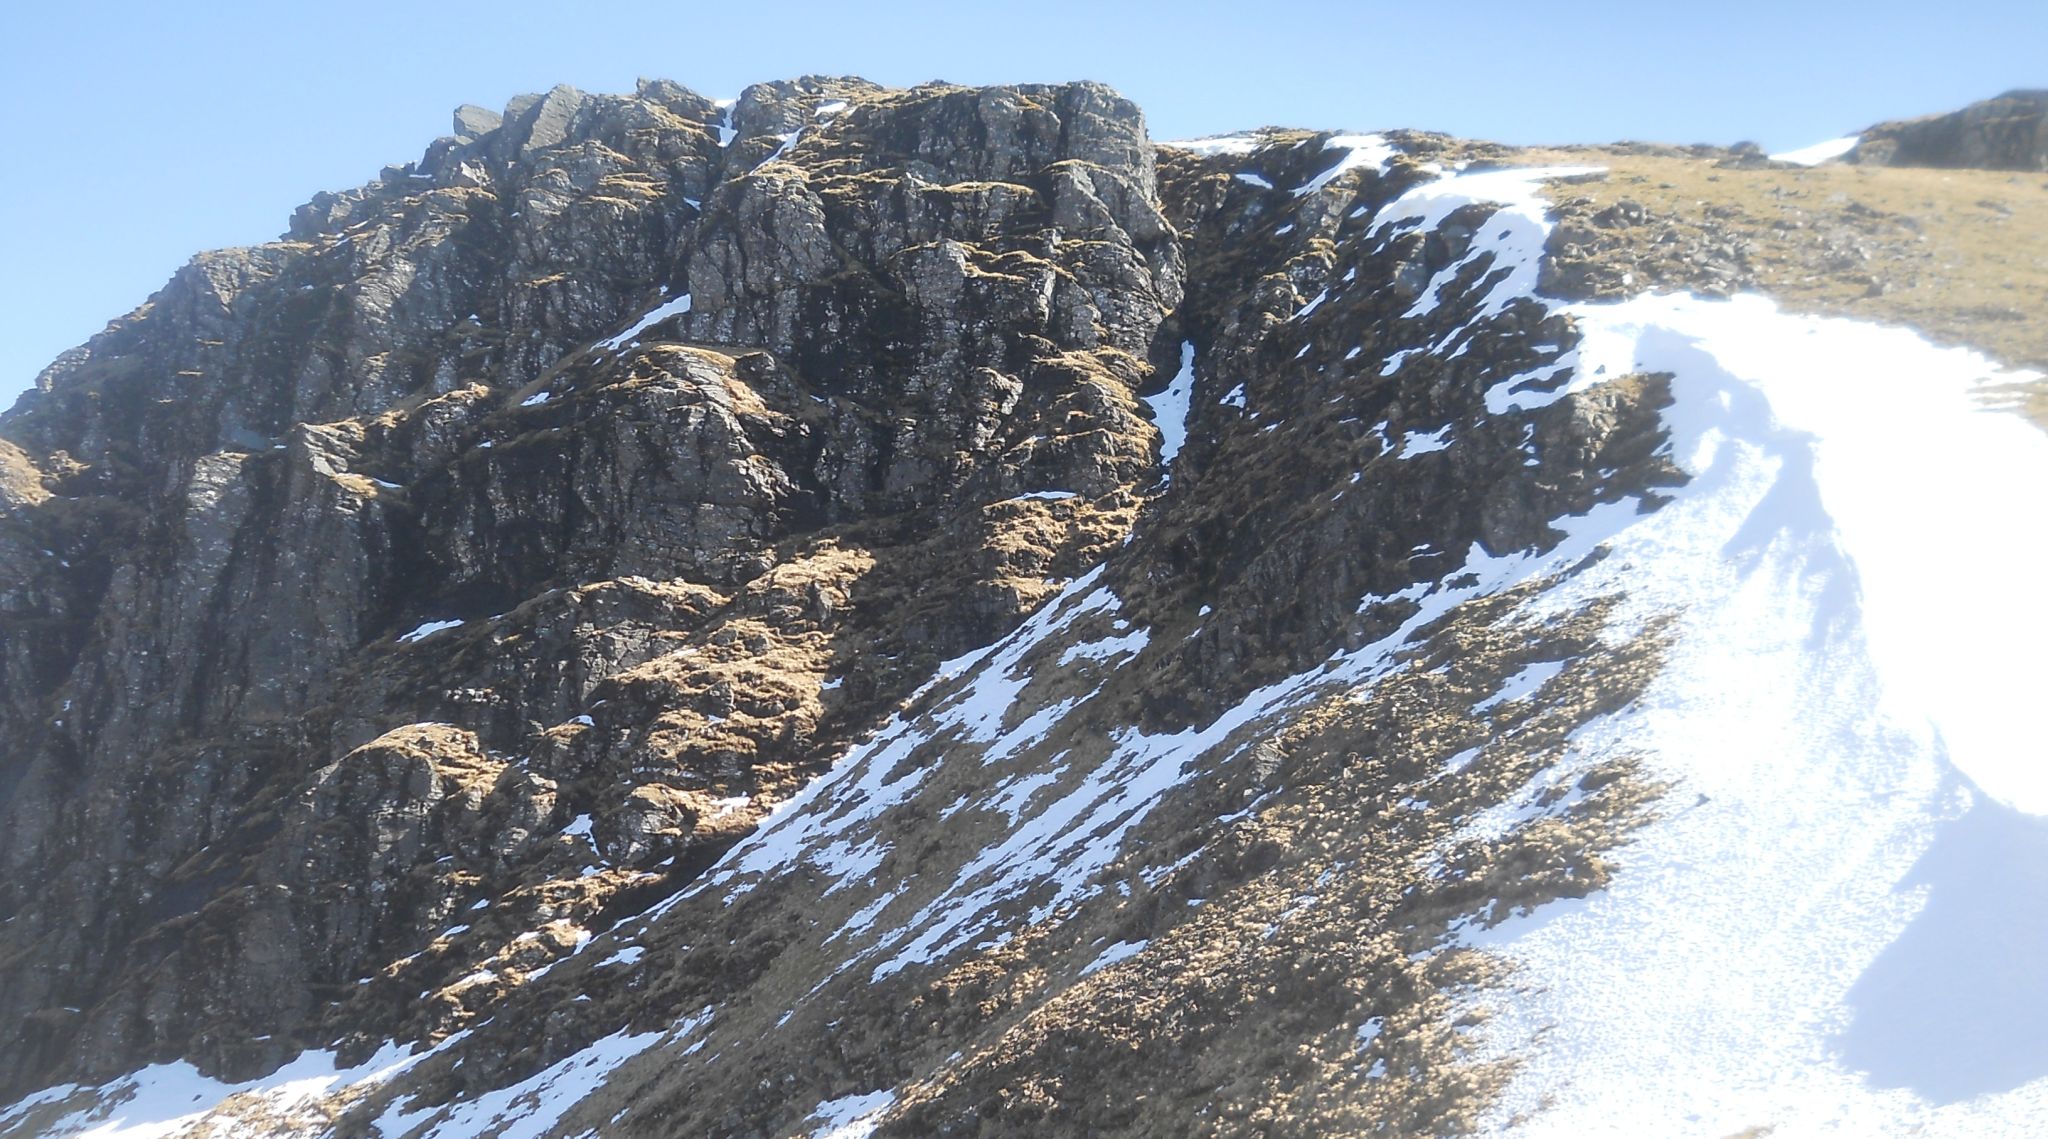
[
  {"xmin": 1167, "ymin": 133, "xmax": 1264, "ymax": 156},
  {"xmin": 805, "ymin": 1090, "xmax": 895, "ymax": 1139},
  {"xmin": 1397, "ymin": 425, "xmax": 1454, "ymax": 458},
  {"xmin": 1370, "ymin": 165, "xmax": 1599, "ymax": 329},
  {"xmin": 1144, "ymin": 341, "xmax": 1196, "ymax": 476},
  {"xmin": 1080, "ymin": 939, "xmax": 1149, "ymax": 975},
  {"xmin": 1292, "ymin": 133, "xmax": 1396, "ymax": 197},
  {"xmin": 2, "ymin": 1033, "xmax": 470, "ymax": 1139},
  {"xmin": 596, "ymin": 946, "xmax": 644, "ymax": 969},
  {"xmin": 1770, "ymin": 135, "xmax": 1861, "ymax": 166},
  {"xmin": 597, "ymin": 293, "xmax": 692, "ymax": 350},
  {"xmin": 390, "ymin": 1025, "xmax": 671, "ymax": 1139},
  {"xmin": 397, "ymin": 619, "xmax": 462, "ymax": 645}
]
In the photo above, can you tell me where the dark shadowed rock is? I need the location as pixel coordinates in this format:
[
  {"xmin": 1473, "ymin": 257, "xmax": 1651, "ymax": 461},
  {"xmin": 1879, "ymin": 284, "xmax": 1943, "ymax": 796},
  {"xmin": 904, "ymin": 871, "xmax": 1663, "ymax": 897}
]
[{"xmin": 1854, "ymin": 89, "xmax": 2048, "ymax": 171}]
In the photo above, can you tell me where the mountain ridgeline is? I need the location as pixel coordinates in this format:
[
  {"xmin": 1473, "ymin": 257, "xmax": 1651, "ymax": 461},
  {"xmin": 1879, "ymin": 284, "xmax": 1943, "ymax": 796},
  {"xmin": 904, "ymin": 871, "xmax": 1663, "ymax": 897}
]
[{"xmin": 1, "ymin": 78, "xmax": 2045, "ymax": 1138}]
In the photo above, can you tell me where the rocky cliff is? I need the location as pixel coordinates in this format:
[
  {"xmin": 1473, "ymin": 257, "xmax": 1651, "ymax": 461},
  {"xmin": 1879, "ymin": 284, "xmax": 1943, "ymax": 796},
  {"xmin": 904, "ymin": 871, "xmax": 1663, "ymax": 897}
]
[
  {"xmin": 1853, "ymin": 89, "xmax": 2048, "ymax": 171},
  {"xmin": 1, "ymin": 79, "xmax": 2045, "ymax": 1138}
]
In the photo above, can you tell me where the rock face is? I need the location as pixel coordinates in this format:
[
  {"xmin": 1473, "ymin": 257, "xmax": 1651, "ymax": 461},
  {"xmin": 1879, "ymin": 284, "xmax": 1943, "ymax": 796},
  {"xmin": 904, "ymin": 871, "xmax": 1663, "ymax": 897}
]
[
  {"xmin": 1853, "ymin": 89, "xmax": 2048, "ymax": 170},
  {"xmin": 2, "ymin": 84, "xmax": 2046, "ymax": 1139},
  {"xmin": 0, "ymin": 75, "xmax": 1173, "ymax": 1095}
]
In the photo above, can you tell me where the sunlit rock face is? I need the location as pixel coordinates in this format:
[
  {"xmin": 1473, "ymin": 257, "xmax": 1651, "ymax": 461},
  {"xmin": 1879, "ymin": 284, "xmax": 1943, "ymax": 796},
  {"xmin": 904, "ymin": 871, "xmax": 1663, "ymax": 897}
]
[{"xmin": 2, "ymin": 80, "xmax": 2046, "ymax": 1139}]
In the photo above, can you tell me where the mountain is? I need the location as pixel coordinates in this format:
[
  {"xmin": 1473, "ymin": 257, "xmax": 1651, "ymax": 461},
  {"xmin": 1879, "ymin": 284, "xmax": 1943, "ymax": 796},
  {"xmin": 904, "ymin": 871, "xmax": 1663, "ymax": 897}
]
[{"xmin": 0, "ymin": 76, "xmax": 2044, "ymax": 1138}]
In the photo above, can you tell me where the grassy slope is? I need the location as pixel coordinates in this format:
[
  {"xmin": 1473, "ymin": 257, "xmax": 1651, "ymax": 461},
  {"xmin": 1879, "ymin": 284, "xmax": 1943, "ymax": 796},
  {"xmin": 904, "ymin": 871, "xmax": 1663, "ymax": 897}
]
[{"xmin": 1530, "ymin": 149, "xmax": 2048, "ymax": 429}]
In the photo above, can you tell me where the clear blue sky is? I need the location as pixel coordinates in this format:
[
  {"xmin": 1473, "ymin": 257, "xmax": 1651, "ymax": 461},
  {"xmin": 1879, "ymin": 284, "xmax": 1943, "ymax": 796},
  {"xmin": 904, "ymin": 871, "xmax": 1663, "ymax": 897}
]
[{"xmin": 3, "ymin": 0, "xmax": 2041, "ymax": 407}]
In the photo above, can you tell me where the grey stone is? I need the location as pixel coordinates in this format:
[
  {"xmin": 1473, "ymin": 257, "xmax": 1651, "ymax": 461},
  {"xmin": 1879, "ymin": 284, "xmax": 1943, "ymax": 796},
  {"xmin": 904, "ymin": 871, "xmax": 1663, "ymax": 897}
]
[{"xmin": 452, "ymin": 103, "xmax": 502, "ymax": 139}]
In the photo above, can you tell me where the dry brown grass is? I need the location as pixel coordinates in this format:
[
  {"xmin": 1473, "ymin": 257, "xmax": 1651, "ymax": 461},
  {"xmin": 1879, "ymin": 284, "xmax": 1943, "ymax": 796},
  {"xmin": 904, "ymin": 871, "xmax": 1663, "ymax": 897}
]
[
  {"xmin": 1523, "ymin": 148, "xmax": 2048, "ymax": 429},
  {"xmin": 0, "ymin": 439, "xmax": 49, "ymax": 508}
]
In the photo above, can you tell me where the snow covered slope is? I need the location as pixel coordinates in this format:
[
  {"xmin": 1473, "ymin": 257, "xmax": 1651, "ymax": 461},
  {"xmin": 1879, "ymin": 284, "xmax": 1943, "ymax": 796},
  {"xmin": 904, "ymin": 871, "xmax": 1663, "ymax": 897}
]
[{"xmin": 1408, "ymin": 180, "xmax": 2048, "ymax": 1135}]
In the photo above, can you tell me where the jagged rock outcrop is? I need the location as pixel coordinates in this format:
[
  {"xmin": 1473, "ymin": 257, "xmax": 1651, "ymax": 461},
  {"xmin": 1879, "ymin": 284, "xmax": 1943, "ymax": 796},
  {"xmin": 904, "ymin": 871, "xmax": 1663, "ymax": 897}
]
[{"xmin": 0, "ymin": 75, "xmax": 1174, "ymax": 1095}]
